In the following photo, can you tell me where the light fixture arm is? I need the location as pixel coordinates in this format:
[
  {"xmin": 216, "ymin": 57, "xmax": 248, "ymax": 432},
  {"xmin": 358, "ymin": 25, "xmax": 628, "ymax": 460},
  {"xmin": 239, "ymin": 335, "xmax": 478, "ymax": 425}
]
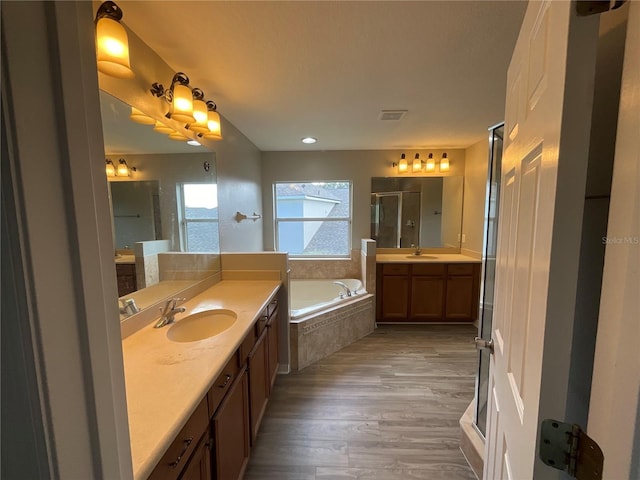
[
  {"xmin": 206, "ymin": 100, "xmax": 218, "ymax": 112},
  {"xmin": 95, "ymin": 1, "xmax": 123, "ymax": 22},
  {"xmin": 150, "ymin": 72, "xmax": 191, "ymax": 104}
]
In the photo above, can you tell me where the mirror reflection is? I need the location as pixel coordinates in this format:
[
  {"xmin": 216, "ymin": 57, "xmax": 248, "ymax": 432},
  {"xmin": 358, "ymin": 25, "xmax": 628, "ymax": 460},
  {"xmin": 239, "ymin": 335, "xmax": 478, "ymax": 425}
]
[
  {"xmin": 99, "ymin": 90, "xmax": 221, "ymax": 318},
  {"xmin": 371, "ymin": 176, "xmax": 464, "ymax": 248}
]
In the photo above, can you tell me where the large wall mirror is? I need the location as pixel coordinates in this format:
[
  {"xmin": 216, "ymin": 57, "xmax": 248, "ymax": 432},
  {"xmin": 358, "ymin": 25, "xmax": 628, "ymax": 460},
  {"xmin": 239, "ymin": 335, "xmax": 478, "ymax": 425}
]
[
  {"xmin": 100, "ymin": 90, "xmax": 221, "ymax": 320},
  {"xmin": 371, "ymin": 176, "xmax": 464, "ymax": 249}
]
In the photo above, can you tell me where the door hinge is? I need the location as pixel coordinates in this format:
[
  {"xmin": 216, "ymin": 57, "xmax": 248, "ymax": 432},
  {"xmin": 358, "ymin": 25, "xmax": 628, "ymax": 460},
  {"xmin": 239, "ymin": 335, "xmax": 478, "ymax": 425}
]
[
  {"xmin": 539, "ymin": 419, "xmax": 604, "ymax": 480},
  {"xmin": 576, "ymin": 1, "xmax": 626, "ymax": 17}
]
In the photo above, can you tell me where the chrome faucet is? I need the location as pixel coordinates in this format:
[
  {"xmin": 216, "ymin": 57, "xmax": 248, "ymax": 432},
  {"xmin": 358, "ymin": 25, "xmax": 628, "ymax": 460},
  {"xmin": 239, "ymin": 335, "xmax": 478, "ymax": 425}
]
[
  {"xmin": 154, "ymin": 298, "xmax": 186, "ymax": 328},
  {"xmin": 411, "ymin": 243, "xmax": 422, "ymax": 256},
  {"xmin": 333, "ymin": 281, "xmax": 353, "ymax": 297}
]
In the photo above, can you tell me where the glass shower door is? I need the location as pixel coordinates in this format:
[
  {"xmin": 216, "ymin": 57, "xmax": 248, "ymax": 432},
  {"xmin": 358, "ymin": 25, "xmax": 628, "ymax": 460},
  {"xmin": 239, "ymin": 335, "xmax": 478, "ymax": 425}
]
[{"xmin": 475, "ymin": 123, "xmax": 503, "ymax": 436}]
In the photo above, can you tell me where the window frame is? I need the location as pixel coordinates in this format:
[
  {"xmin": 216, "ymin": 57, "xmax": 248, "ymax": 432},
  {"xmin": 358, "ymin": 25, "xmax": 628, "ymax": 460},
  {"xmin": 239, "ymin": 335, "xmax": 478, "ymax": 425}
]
[
  {"xmin": 178, "ymin": 183, "xmax": 219, "ymax": 253},
  {"xmin": 273, "ymin": 180, "xmax": 353, "ymax": 258}
]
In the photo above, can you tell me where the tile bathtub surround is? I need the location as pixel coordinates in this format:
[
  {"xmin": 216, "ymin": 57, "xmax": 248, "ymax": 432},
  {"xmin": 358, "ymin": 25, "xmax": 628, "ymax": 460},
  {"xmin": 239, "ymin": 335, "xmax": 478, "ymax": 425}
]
[
  {"xmin": 289, "ymin": 250, "xmax": 362, "ymax": 279},
  {"xmin": 290, "ymin": 295, "xmax": 375, "ymax": 371}
]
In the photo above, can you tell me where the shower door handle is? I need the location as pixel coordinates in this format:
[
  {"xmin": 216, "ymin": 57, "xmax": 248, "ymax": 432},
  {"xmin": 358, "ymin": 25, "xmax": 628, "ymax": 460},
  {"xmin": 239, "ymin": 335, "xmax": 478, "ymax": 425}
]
[{"xmin": 474, "ymin": 337, "xmax": 494, "ymax": 354}]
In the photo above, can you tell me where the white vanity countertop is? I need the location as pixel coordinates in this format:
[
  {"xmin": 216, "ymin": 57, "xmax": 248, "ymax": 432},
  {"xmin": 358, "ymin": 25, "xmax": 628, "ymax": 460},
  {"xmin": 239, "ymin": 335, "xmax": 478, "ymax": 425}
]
[
  {"xmin": 122, "ymin": 279, "xmax": 281, "ymax": 480},
  {"xmin": 376, "ymin": 253, "xmax": 481, "ymax": 263}
]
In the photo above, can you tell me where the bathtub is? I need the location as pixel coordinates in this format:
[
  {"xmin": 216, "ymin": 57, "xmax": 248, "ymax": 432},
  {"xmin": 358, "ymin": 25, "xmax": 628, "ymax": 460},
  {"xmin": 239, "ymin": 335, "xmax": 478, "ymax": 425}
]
[
  {"xmin": 290, "ymin": 278, "xmax": 366, "ymax": 320},
  {"xmin": 288, "ymin": 278, "xmax": 375, "ymax": 370}
]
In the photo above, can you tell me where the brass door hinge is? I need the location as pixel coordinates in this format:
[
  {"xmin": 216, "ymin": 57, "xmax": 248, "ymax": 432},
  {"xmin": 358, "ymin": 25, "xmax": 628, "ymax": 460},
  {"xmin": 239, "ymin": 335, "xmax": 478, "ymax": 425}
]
[{"xmin": 539, "ymin": 419, "xmax": 604, "ymax": 480}]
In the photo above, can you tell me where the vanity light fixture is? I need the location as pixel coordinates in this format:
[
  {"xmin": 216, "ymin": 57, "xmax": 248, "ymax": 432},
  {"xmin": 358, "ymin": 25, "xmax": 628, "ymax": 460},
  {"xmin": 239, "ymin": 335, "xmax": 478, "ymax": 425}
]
[
  {"xmin": 440, "ymin": 152, "xmax": 450, "ymax": 172},
  {"xmin": 188, "ymin": 89, "xmax": 210, "ymax": 134},
  {"xmin": 94, "ymin": 1, "xmax": 134, "ymax": 79},
  {"xmin": 203, "ymin": 101, "xmax": 223, "ymax": 140},
  {"xmin": 393, "ymin": 153, "xmax": 408, "ymax": 173},
  {"xmin": 425, "ymin": 153, "xmax": 436, "ymax": 172},
  {"xmin": 105, "ymin": 159, "xmax": 116, "ymax": 177},
  {"xmin": 117, "ymin": 158, "xmax": 136, "ymax": 176},
  {"xmin": 150, "ymin": 72, "xmax": 195, "ymax": 124},
  {"xmin": 412, "ymin": 153, "xmax": 422, "ymax": 173},
  {"xmin": 129, "ymin": 107, "xmax": 155, "ymax": 125}
]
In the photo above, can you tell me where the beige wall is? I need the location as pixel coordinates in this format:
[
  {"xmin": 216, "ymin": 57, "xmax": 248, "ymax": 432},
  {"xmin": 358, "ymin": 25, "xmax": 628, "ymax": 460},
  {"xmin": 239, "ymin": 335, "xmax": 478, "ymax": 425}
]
[
  {"xmin": 261, "ymin": 149, "xmax": 466, "ymax": 252},
  {"xmin": 462, "ymin": 138, "xmax": 489, "ymax": 257},
  {"xmin": 98, "ymin": 14, "xmax": 263, "ymax": 253}
]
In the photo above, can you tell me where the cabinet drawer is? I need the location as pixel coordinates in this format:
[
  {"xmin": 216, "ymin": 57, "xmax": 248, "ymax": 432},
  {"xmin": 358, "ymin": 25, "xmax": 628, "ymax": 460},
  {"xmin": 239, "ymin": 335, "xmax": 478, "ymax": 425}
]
[
  {"xmin": 382, "ymin": 263, "xmax": 410, "ymax": 275},
  {"xmin": 412, "ymin": 263, "xmax": 445, "ymax": 276},
  {"xmin": 447, "ymin": 263, "xmax": 476, "ymax": 276},
  {"xmin": 148, "ymin": 398, "xmax": 208, "ymax": 480},
  {"xmin": 207, "ymin": 351, "xmax": 240, "ymax": 417}
]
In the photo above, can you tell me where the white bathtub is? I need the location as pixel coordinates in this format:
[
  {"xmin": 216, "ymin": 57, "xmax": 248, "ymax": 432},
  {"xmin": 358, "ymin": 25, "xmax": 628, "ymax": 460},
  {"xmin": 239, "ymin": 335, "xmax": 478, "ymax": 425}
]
[{"xmin": 289, "ymin": 278, "xmax": 366, "ymax": 320}]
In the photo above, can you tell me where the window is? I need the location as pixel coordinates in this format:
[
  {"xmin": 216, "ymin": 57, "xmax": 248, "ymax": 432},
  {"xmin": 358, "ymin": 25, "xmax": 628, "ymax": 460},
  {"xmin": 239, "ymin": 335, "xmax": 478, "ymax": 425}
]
[
  {"xmin": 179, "ymin": 183, "xmax": 219, "ymax": 252},
  {"xmin": 274, "ymin": 181, "xmax": 351, "ymax": 257}
]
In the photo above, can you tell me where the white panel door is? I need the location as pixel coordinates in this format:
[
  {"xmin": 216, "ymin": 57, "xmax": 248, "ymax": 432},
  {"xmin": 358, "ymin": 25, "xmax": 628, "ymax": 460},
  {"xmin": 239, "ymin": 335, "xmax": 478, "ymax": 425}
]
[{"xmin": 484, "ymin": 1, "xmax": 599, "ymax": 478}]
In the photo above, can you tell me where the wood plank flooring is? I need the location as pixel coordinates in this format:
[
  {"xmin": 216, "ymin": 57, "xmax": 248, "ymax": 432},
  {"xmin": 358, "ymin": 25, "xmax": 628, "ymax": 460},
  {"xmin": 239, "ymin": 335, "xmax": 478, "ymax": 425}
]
[{"xmin": 245, "ymin": 324, "xmax": 478, "ymax": 480}]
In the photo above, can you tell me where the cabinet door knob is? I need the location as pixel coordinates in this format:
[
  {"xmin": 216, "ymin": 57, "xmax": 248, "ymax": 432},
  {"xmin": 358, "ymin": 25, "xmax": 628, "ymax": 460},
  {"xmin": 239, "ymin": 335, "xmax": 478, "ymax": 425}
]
[
  {"xmin": 169, "ymin": 437, "xmax": 193, "ymax": 468},
  {"xmin": 218, "ymin": 373, "xmax": 232, "ymax": 388}
]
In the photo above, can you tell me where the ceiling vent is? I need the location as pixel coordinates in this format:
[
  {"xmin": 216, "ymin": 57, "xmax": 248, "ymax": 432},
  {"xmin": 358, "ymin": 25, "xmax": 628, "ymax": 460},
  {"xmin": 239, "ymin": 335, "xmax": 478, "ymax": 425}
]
[{"xmin": 379, "ymin": 110, "xmax": 407, "ymax": 121}]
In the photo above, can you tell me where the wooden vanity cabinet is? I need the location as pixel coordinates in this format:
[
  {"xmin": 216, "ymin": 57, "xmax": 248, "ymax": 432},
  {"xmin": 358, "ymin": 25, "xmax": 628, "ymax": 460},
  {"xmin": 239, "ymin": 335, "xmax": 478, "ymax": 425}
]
[
  {"xmin": 147, "ymin": 398, "xmax": 209, "ymax": 480},
  {"xmin": 149, "ymin": 296, "xmax": 280, "ymax": 480},
  {"xmin": 211, "ymin": 365, "xmax": 250, "ymax": 480},
  {"xmin": 378, "ymin": 264, "xmax": 410, "ymax": 320},
  {"xmin": 179, "ymin": 432, "xmax": 212, "ymax": 480},
  {"xmin": 266, "ymin": 302, "xmax": 280, "ymax": 390},
  {"xmin": 410, "ymin": 264, "xmax": 446, "ymax": 321},
  {"xmin": 376, "ymin": 262, "xmax": 480, "ymax": 322},
  {"xmin": 116, "ymin": 263, "xmax": 137, "ymax": 297},
  {"xmin": 445, "ymin": 263, "xmax": 480, "ymax": 321},
  {"xmin": 248, "ymin": 328, "xmax": 269, "ymax": 444}
]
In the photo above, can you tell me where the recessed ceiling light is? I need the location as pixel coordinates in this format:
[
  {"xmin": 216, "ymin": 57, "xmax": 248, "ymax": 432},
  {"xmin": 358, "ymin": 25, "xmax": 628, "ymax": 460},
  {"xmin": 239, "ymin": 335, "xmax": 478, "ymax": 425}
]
[
  {"xmin": 301, "ymin": 137, "xmax": 317, "ymax": 144},
  {"xmin": 187, "ymin": 140, "xmax": 201, "ymax": 146}
]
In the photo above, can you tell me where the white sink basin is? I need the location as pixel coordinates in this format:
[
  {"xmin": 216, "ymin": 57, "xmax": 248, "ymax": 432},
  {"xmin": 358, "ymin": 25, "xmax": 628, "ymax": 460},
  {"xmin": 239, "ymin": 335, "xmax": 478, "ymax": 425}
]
[
  {"xmin": 167, "ymin": 309, "xmax": 237, "ymax": 343},
  {"xmin": 405, "ymin": 255, "xmax": 438, "ymax": 260}
]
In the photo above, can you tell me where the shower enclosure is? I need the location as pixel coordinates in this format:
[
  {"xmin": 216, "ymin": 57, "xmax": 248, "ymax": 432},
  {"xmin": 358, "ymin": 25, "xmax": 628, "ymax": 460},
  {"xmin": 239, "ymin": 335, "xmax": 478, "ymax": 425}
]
[{"xmin": 475, "ymin": 123, "xmax": 504, "ymax": 436}]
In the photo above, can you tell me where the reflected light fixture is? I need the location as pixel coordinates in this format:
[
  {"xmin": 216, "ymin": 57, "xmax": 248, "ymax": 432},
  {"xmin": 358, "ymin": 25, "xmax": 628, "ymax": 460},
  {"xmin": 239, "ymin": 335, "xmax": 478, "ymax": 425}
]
[
  {"xmin": 425, "ymin": 153, "xmax": 435, "ymax": 171},
  {"xmin": 396, "ymin": 153, "xmax": 408, "ymax": 173},
  {"xmin": 168, "ymin": 130, "xmax": 189, "ymax": 141},
  {"xmin": 105, "ymin": 159, "xmax": 116, "ymax": 177},
  {"xmin": 440, "ymin": 153, "xmax": 450, "ymax": 171},
  {"xmin": 153, "ymin": 121, "xmax": 173, "ymax": 134},
  {"xmin": 150, "ymin": 72, "xmax": 195, "ymax": 123},
  {"xmin": 117, "ymin": 158, "xmax": 135, "ymax": 176},
  {"xmin": 203, "ymin": 101, "xmax": 222, "ymax": 140},
  {"xmin": 412, "ymin": 153, "xmax": 422, "ymax": 172},
  {"xmin": 129, "ymin": 107, "xmax": 155, "ymax": 125},
  {"xmin": 94, "ymin": 1, "xmax": 134, "ymax": 79}
]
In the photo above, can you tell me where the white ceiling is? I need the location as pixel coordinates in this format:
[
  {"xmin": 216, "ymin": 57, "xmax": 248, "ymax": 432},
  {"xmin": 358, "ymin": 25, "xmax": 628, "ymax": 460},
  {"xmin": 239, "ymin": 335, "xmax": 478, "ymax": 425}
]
[{"xmin": 117, "ymin": 1, "xmax": 526, "ymax": 151}]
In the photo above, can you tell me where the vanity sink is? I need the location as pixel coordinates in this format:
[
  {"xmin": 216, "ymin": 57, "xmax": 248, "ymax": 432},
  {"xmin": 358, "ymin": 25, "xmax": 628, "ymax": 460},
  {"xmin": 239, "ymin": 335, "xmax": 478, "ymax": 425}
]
[
  {"xmin": 167, "ymin": 309, "xmax": 237, "ymax": 343},
  {"xmin": 405, "ymin": 255, "xmax": 438, "ymax": 260}
]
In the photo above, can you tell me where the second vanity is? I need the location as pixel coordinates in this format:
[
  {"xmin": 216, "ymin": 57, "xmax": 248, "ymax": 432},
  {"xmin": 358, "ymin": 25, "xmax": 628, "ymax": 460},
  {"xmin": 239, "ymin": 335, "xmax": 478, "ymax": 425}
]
[
  {"xmin": 122, "ymin": 279, "xmax": 281, "ymax": 480},
  {"xmin": 376, "ymin": 253, "xmax": 481, "ymax": 323}
]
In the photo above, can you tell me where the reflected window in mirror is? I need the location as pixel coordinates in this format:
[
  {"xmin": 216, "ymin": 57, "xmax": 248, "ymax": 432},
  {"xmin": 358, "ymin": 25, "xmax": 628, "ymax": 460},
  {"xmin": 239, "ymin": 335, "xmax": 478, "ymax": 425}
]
[{"xmin": 179, "ymin": 183, "xmax": 219, "ymax": 253}]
